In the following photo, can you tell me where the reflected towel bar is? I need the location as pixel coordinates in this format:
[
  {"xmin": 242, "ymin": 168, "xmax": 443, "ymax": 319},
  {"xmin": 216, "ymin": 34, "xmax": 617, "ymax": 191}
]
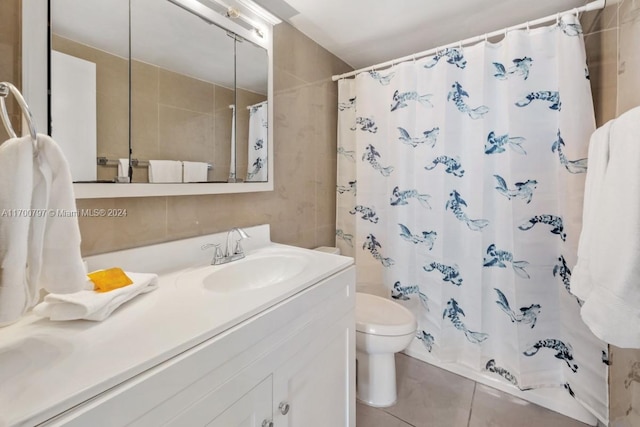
[{"xmin": 97, "ymin": 157, "xmax": 213, "ymax": 170}]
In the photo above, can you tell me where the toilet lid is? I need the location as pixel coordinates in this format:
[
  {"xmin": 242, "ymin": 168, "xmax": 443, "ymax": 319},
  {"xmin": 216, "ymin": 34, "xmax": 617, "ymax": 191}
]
[{"xmin": 355, "ymin": 292, "xmax": 417, "ymax": 336}]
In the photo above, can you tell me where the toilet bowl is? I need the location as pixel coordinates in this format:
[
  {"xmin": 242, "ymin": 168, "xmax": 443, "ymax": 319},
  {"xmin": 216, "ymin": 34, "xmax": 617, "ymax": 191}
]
[{"xmin": 355, "ymin": 292, "xmax": 417, "ymax": 407}]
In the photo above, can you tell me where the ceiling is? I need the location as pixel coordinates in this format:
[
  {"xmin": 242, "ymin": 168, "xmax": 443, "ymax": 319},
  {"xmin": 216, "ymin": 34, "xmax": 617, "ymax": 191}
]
[{"xmin": 255, "ymin": 0, "xmax": 593, "ymax": 69}]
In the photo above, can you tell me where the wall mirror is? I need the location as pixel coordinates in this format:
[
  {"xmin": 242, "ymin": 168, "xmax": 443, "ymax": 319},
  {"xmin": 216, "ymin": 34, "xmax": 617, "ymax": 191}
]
[{"xmin": 23, "ymin": 0, "xmax": 275, "ymax": 198}]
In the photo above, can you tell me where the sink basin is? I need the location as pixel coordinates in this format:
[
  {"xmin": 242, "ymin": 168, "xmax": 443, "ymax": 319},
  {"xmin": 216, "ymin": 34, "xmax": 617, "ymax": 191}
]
[{"xmin": 202, "ymin": 253, "xmax": 310, "ymax": 293}]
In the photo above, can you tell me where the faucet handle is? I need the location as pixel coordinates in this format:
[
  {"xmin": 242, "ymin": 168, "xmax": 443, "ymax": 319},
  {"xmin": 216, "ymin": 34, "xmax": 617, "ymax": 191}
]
[{"xmin": 201, "ymin": 243, "xmax": 224, "ymax": 260}]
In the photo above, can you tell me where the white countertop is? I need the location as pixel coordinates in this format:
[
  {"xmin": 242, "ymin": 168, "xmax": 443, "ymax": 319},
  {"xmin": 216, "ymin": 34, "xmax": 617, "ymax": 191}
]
[{"xmin": 0, "ymin": 225, "xmax": 353, "ymax": 426}]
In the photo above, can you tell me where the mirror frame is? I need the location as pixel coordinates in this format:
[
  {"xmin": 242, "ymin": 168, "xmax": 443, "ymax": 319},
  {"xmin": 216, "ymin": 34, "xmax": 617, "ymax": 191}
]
[{"xmin": 22, "ymin": 0, "xmax": 275, "ymax": 199}]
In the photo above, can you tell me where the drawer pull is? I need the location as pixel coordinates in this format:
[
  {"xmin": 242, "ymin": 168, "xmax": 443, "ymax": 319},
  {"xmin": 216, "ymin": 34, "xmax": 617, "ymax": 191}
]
[
  {"xmin": 279, "ymin": 401, "xmax": 290, "ymax": 415},
  {"xmin": 262, "ymin": 420, "xmax": 274, "ymax": 427}
]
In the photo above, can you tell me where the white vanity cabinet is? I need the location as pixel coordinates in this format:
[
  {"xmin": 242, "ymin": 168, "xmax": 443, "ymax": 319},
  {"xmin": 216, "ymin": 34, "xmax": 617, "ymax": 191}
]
[{"xmin": 39, "ymin": 265, "xmax": 355, "ymax": 427}]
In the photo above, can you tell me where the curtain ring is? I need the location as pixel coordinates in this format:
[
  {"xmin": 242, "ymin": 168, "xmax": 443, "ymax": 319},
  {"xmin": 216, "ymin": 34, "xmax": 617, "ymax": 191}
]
[
  {"xmin": 412, "ymin": 55, "xmax": 416, "ymax": 63},
  {"xmin": 484, "ymin": 33, "xmax": 488, "ymax": 42},
  {"xmin": 458, "ymin": 41, "xmax": 463, "ymax": 51},
  {"xmin": 574, "ymin": 8, "xmax": 579, "ymax": 18},
  {"xmin": 556, "ymin": 13, "xmax": 560, "ymax": 24},
  {"xmin": 526, "ymin": 21, "xmax": 530, "ymax": 32}
]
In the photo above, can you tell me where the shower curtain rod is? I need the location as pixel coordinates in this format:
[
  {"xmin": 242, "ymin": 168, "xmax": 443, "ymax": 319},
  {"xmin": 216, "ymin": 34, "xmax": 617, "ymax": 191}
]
[{"xmin": 331, "ymin": 0, "xmax": 606, "ymax": 81}]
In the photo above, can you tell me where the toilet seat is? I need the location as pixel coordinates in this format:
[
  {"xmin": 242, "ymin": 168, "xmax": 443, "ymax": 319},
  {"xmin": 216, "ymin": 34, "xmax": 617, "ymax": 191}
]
[{"xmin": 356, "ymin": 293, "xmax": 417, "ymax": 336}]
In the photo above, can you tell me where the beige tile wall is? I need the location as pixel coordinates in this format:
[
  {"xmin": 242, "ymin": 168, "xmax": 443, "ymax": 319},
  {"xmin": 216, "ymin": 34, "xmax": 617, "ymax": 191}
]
[
  {"xmin": 52, "ymin": 35, "xmax": 129, "ymax": 181},
  {"xmin": 53, "ymin": 35, "xmax": 257, "ymax": 183},
  {"xmin": 582, "ymin": 1, "xmax": 640, "ymax": 424},
  {"xmin": 0, "ymin": 0, "xmax": 21, "ymax": 142},
  {"xmin": 76, "ymin": 21, "xmax": 351, "ymax": 254}
]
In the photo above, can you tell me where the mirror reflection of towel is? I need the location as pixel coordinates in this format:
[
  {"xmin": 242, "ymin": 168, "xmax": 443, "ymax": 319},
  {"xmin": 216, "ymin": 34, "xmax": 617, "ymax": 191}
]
[
  {"xmin": 117, "ymin": 158, "xmax": 129, "ymax": 178},
  {"xmin": 182, "ymin": 161, "xmax": 208, "ymax": 183},
  {"xmin": 148, "ymin": 160, "xmax": 182, "ymax": 183}
]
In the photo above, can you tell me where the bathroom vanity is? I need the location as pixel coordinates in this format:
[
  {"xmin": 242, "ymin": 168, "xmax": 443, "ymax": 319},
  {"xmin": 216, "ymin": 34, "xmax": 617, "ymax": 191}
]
[{"xmin": 0, "ymin": 225, "xmax": 355, "ymax": 426}]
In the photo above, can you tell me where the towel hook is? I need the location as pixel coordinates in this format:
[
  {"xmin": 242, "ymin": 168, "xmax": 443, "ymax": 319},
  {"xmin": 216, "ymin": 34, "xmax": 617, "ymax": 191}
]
[{"xmin": 0, "ymin": 82, "xmax": 38, "ymax": 156}]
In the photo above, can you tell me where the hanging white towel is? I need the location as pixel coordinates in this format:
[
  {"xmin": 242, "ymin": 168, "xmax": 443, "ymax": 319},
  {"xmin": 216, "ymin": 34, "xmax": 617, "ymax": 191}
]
[
  {"xmin": 571, "ymin": 106, "xmax": 640, "ymax": 348},
  {"xmin": 246, "ymin": 101, "xmax": 268, "ymax": 182},
  {"xmin": 0, "ymin": 137, "xmax": 35, "ymax": 325},
  {"xmin": 33, "ymin": 272, "xmax": 158, "ymax": 321},
  {"xmin": 117, "ymin": 158, "xmax": 129, "ymax": 178},
  {"xmin": 0, "ymin": 134, "xmax": 88, "ymax": 326},
  {"xmin": 32, "ymin": 134, "xmax": 89, "ymax": 294},
  {"xmin": 182, "ymin": 161, "xmax": 208, "ymax": 182},
  {"xmin": 148, "ymin": 160, "xmax": 182, "ymax": 183}
]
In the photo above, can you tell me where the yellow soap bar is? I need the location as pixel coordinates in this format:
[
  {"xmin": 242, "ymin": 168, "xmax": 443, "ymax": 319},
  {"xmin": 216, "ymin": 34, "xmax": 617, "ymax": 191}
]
[{"xmin": 88, "ymin": 268, "xmax": 133, "ymax": 293}]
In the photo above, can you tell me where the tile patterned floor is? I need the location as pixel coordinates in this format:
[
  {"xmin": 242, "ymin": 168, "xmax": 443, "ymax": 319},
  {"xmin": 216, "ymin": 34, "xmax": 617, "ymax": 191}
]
[{"xmin": 356, "ymin": 353, "xmax": 590, "ymax": 427}]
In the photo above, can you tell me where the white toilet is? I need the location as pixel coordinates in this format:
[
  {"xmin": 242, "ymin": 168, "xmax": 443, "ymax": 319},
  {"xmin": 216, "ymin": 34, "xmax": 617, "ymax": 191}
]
[
  {"xmin": 355, "ymin": 292, "xmax": 417, "ymax": 407},
  {"xmin": 312, "ymin": 248, "xmax": 417, "ymax": 407}
]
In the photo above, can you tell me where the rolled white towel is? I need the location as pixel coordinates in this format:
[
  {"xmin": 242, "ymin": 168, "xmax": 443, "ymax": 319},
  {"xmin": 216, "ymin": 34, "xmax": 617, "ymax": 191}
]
[{"xmin": 32, "ymin": 272, "xmax": 158, "ymax": 321}]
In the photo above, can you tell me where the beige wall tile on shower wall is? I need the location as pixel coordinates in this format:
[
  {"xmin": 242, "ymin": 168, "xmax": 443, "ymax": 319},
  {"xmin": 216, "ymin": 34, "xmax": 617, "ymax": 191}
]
[
  {"xmin": 584, "ymin": 27, "xmax": 619, "ymax": 127},
  {"xmin": 617, "ymin": 0, "xmax": 640, "ymax": 116}
]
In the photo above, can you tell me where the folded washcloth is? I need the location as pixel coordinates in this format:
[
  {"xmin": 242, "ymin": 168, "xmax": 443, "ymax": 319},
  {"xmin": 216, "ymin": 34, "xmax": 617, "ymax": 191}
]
[
  {"xmin": 33, "ymin": 272, "xmax": 158, "ymax": 321},
  {"xmin": 182, "ymin": 161, "xmax": 209, "ymax": 182},
  {"xmin": 148, "ymin": 160, "xmax": 182, "ymax": 183}
]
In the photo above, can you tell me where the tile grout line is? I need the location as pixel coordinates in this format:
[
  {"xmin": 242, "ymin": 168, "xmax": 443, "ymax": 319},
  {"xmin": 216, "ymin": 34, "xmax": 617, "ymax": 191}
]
[
  {"xmin": 467, "ymin": 382, "xmax": 477, "ymax": 427},
  {"xmin": 378, "ymin": 400, "xmax": 416, "ymax": 427}
]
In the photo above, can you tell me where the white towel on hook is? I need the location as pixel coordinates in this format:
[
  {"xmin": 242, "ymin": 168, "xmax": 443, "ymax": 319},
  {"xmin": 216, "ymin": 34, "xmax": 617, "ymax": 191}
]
[
  {"xmin": 148, "ymin": 160, "xmax": 182, "ymax": 183},
  {"xmin": 33, "ymin": 272, "xmax": 158, "ymax": 321},
  {"xmin": 30, "ymin": 134, "xmax": 88, "ymax": 294},
  {"xmin": 182, "ymin": 161, "xmax": 208, "ymax": 182},
  {"xmin": 0, "ymin": 134, "xmax": 88, "ymax": 326},
  {"xmin": 0, "ymin": 136, "xmax": 35, "ymax": 325},
  {"xmin": 571, "ymin": 106, "xmax": 640, "ymax": 348}
]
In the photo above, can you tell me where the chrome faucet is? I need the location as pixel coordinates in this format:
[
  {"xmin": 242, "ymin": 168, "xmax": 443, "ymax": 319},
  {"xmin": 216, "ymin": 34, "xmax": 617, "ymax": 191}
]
[{"xmin": 201, "ymin": 227, "xmax": 250, "ymax": 265}]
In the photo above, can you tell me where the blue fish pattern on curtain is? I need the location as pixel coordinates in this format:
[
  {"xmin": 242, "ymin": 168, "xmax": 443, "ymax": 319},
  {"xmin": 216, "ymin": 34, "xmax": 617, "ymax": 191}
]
[
  {"xmin": 493, "ymin": 57, "xmax": 534, "ymax": 80},
  {"xmin": 493, "ymin": 175, "xmax": 537, "ymax": 203},
  {"xmin": 425, "ymin": 155, "xmax": 465, "ymax": 177},
  {"xmin": 392, "ymin": 281, "xmax": 430, "ymax": 310},
  {"xmin": 390, "ymin": 186, "xmax": 432, "ymax": 208},
  {"xmin": 336, "ymin": 14, "xmax": 608, "ymax": 422},
  {"xmin": 391, "ymin": 90, "xmax": 433, "ymax": 111},
  {"xmin": 423, "ymin": 48, "xmax": 467, "ymax": 69}
]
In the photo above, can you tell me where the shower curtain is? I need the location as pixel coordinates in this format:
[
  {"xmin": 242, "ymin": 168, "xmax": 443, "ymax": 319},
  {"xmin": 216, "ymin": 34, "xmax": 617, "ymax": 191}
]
[
  {"xmin": 246, "ymin": 101, "xmax": 268, "ymax": 181},
  {"xmin": 336, "ymin": 15, "xmax": 608, "ymax": 421}
]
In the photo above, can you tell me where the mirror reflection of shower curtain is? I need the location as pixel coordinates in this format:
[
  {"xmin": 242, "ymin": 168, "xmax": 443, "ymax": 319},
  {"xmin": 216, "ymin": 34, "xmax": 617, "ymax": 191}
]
[
  {"xmin": 246, "ymin": 101, "xmax": 268, "ymax": 181},
  {"xmin": 229, "ymin": 104, "xmax": 236, "ymax": 182}
]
